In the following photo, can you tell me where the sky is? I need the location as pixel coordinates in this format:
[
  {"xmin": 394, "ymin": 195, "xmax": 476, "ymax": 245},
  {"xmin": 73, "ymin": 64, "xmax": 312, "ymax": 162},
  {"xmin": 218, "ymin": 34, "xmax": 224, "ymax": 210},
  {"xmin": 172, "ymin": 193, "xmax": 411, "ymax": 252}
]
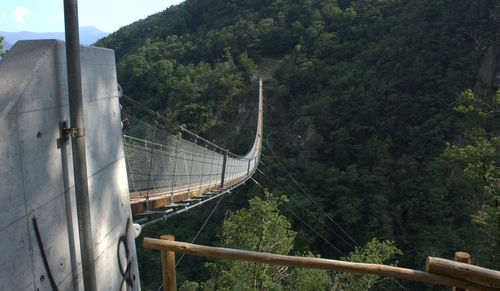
[{"xmin": 0, "ymin": 0, "xmax": 185, "ymax": 33}]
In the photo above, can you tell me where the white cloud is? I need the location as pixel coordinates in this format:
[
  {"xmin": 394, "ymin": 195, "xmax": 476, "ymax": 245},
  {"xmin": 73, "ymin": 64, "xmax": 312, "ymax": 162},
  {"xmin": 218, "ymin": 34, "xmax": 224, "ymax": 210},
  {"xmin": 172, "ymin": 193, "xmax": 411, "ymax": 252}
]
[
  {"xmin": 0, "ymin": 11, "xmax": 6, "ymax": 17},
  {"xmin": 57, "ymin": 14, "xmax": 64, "ymax": 20},
  {"xmin": 13, "ymin": 7, "xmax": 29, "ymax": 24}
]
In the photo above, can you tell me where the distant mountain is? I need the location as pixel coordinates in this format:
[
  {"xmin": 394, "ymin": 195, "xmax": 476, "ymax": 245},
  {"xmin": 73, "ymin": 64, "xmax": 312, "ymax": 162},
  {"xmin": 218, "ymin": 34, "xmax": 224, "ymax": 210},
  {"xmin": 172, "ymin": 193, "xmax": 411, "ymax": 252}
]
[
  {"xmin": 78, "ymin": 26, "xmax": 109, "ymax": 45},
  {"xmin": 2, "ymin": 40, "xmax": 11, "ymax": 50},
  {"xmin": 0, "ymin": 26, "xmax": 108, "ymax": 48}
]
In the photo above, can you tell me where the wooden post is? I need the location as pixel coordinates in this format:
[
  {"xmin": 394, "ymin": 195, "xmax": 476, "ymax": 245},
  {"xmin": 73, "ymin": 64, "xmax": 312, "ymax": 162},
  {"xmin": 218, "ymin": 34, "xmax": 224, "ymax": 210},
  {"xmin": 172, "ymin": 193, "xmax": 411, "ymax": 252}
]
[
  {"xmin": 160, "ymin": 235, "xmax": 177, "ymax": 291},
  {"xmin": 453, "ymin": 252, "xmax": 471, "ymax": 291}
]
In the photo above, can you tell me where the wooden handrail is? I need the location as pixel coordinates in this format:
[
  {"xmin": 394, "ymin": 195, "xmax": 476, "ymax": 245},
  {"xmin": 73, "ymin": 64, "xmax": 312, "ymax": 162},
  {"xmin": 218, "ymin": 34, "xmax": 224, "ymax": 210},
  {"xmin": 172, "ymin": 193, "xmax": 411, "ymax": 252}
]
[{"xmin": 143, "ymin": 237, "xmax": 500, "ymax": 291}]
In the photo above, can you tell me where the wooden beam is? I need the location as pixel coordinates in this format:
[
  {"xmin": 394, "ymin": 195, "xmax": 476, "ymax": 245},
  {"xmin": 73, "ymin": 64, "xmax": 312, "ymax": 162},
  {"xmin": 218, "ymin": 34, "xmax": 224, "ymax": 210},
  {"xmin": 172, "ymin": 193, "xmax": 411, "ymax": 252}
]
[
  {"xmin": 130, "ymin": 186, "xmax": 212, "ymax": 213},
  {"xmin": 143, "ymin": 238, "xmax": 499, "ymax": 291},
  {"xmin": 427, "ymin": 256, "xmax": 500, "ymax": 287},
  {"xmin": 129, "ymin": 174, "xmax": 247, "ymax": 214}
]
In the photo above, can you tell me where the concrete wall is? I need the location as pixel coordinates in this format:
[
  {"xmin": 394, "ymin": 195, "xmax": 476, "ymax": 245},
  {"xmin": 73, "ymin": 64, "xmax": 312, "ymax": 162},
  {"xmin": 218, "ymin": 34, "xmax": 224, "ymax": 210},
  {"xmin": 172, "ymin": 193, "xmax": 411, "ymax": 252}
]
[{"xmin": 0, "ymin": 40, "xmax": 140, "ymax": 290}]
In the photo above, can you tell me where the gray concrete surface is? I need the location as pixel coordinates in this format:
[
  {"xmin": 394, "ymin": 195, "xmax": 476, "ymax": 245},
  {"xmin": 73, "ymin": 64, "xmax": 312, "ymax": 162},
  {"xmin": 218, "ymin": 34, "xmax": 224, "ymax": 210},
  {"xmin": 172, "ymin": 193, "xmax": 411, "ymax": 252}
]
[{"xmin": 0, "ymin": 40, "xmax": 140, "ymax": 290}]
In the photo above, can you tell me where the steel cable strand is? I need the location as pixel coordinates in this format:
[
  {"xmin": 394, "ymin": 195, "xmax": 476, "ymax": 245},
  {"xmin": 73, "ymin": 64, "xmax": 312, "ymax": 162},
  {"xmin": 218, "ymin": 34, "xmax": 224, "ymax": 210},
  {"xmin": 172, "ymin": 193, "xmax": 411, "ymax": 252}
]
[
  {"xmin": 155, "ymin": 195, "xmax": 225, "ymax": 291},
  {"xmin": 262, "ymin": 137, "xmax": 360, "ymax": 248},
  {"xmin": 259, "ymin": 145, "xmax": 409, "ymax": 290},
  {"xmin": 254, "ymin": 167, "xmax": 357, "ymax": 250},
  {"xmin": 250, "ymin": 178, "xmax": 346, "ymax": 257},
  {"xmin": 251, "ymin": 175, "xmax": 407, "ymax": 290}
]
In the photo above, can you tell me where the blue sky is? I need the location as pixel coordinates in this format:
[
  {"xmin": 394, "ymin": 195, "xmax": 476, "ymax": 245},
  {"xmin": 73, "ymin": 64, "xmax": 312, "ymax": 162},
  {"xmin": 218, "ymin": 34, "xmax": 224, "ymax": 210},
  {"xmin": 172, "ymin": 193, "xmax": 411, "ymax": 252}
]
[{"xmin": 0, "ymin": 0, "xmax": 184, "ymax": 33}]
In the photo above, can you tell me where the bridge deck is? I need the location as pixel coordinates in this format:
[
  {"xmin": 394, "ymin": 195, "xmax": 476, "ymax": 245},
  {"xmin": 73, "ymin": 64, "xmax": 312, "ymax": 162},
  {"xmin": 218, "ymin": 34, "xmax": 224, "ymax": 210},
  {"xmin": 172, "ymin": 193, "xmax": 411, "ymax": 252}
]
[{"xmin": 129, "ymin": 175, "xmax": 247, "ymax": 214}]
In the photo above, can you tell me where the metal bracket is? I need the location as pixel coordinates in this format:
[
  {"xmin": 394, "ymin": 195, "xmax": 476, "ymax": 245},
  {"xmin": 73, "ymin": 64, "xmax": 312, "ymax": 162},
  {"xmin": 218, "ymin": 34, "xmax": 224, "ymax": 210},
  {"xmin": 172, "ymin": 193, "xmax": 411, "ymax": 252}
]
[{"xmin": 57, "ymin": 121, "xmax": 85, "ymax": 148}]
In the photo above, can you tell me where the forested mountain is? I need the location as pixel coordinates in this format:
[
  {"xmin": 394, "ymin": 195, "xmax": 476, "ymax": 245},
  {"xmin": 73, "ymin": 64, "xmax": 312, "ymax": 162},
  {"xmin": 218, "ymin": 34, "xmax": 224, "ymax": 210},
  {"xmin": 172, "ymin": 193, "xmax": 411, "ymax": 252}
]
[{"xmin": 97, "ymin": 0, "xmax": 500, "ymax": 289}]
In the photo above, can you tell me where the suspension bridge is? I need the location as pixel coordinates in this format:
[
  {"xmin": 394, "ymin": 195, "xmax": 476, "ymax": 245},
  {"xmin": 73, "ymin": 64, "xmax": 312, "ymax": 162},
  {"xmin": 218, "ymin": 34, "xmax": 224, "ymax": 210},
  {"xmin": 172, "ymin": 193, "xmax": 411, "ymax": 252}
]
[
  {"xmin": 122, "ymin": 77, "xmax": 263, "ymax": 226},
  {"xmin": 2, "ymin": 38, "xmax": 499, "ymax": 291}
]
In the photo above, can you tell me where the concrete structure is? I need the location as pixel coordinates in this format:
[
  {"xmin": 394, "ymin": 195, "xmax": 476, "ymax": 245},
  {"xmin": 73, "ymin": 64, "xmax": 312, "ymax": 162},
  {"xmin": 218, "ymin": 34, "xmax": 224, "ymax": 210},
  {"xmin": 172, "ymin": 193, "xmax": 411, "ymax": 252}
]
[{"xmin": 0, "ymin": 40, "xmax": 140, "ymax": 290}]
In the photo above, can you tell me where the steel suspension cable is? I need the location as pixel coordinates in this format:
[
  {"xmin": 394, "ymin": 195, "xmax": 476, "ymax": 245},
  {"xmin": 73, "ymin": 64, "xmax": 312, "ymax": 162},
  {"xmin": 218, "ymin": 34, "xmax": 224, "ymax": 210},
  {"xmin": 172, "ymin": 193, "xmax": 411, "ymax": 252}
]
[
  {"xmin": 250, "ymin": 178, "xmax": 346, "ymax": 257},
  {"xmin": 260, "ymin": 140, "xmax": 410, "ymax": 290},
  {"xmin": 262, "ymin": 138, "xmax": 360, "ymax": 248},
  {"xmin": 175, "ymin": 194, "xmax": 225, "ymax": 267},
  {"xmin": 254, "ymin": 167, "xmax": 357, "ymax": 250},
  {"xmin": 259, "ymin": 148, "xmax": 359, "ymax": 249},
  {"xmin": 156, "ymin": 195, "xmax": 225, "ymax": 291},
  {"xmin": 252, "ymin": 175, "xmax": 406, "ymax": 290}
]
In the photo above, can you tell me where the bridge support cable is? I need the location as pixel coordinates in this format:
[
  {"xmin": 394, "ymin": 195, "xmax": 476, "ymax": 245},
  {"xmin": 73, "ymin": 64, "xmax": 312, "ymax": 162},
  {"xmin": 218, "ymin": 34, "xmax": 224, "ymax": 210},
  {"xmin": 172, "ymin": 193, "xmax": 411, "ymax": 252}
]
[
  {"xmin": 120, "ymin": 76, "xmax": 264, "ymax": 226},
  {"xmin": 251, "ymin": 171, "xmax": 410, "ymax": 290},
  {"xmin": 261, "ymin": 137, "xmax": 360, "ymax": 248},
  {"xmin": 252, "ymin": 151, "xmax": 413, "ymax": 286},
  {"xmin": 250, "ymin": 177, "xmax": 346, "ymax": 257},
  {"xmin": 175, "ymin": 194, "xmax": 225, "ymax": 267},
  {"xmin": 253, "ymin": 167, "xmax": 357, "ymax": 251}
]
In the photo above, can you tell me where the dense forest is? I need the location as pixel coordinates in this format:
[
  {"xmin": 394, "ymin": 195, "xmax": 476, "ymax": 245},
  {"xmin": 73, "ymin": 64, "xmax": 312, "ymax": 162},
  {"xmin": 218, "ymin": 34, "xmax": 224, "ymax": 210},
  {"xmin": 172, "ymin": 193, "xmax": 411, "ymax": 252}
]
[{"xmin": 96, "ymin": 0, "xmax": 500, "ymax": 289}]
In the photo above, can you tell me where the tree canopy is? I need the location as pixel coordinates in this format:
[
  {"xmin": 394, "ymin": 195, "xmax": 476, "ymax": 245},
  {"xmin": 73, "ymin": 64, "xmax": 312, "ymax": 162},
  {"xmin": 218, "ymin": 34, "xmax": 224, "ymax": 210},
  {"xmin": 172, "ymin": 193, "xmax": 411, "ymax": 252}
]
[
  {"xmin": 179, "ymin": 192, "xmax": 402, "ymax": 291},
  {"xmin": 444, "ymin": 89, "xmax": 500, "ymax": 268},
  {"xmin": 0, "ymin": 36, "xmax": 6, "ymax": 58}
]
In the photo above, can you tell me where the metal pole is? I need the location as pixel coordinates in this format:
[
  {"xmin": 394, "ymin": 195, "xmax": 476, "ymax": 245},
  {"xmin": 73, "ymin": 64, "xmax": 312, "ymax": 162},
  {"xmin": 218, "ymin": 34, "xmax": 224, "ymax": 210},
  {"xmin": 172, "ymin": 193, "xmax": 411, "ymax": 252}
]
[{"xmin": 63, "ymin": 0, "xmax": 97, "ymax": 290}]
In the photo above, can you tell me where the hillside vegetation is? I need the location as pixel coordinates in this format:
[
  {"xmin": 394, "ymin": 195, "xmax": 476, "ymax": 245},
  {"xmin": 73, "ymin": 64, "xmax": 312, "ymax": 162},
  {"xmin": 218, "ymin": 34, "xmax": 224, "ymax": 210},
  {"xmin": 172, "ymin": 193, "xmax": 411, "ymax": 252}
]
[{"xmin": 97, "ymin": 0, "xmax": 500, "ymax": 289}]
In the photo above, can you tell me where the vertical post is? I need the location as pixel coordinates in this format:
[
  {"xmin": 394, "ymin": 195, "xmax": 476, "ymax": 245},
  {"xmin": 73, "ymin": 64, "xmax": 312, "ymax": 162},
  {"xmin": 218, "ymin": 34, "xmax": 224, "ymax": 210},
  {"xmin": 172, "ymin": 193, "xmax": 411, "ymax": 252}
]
[
  {"xmin": 187, "ymin": 141, "xmax": 196, "ymax": 196},
  {"xmin": 63, "ymin": 0, "xmax": 96, "ymax": 290},
  {"xmin": 199, "ymin": 145, "xmax": 206, "ymax": 192},
  {"xmin": 247, "ymin": 159, "xmax": 251, "ymax": 176},
  {"xmin": 145, "ymin": 120, "xmax": 159, "ymax": 206},
  {"xmin": 452, "ymin": 252, "xmax": 471, "ymax": 291},
  {"xmin": 170, "ymin": 135, "xmax": 180, "ymax": 203},
  {"xmin": 210, "ymin": 148, "xmax": 215, "ymax": 190},
  {"xmin": 220, "ymin": 149, "xmax": 228, "ymax": 189},
  {"xmin": 161, "ymin": 235, "xmax": 177, "ymax": 291}
]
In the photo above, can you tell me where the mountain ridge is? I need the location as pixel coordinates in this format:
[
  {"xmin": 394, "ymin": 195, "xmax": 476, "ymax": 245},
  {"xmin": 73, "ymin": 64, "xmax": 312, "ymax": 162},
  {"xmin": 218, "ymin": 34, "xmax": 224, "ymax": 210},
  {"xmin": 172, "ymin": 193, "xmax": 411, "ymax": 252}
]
[{"xmin": 0, "ymin": 26, "xmax": 109, "ymax": 49}]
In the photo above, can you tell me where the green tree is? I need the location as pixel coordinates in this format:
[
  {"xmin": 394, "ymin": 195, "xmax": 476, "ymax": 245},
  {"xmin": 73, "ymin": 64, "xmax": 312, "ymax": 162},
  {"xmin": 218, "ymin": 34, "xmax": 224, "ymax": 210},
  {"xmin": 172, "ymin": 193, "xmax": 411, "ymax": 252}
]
[
  {"xmin": 0, "ymin": 36, "xmax": 6, "ymax": 58},
  {"xmin": 202, "ymin": 191, "xmax": 297, "ymax": 291},
  {"xmin": 444, "ymin": 89, "xmax": 500, "ymax": 268},
  {"xmin": 284, "ymin": 252, "xmax": 333, "ymax": 291},
  {"xmin": 333, "ymin": 238, "xmax": 403, "ymax": 290},
  {"xmin": 180, "ymin": 192, "xmax": 405, "ymax": 291},
  {"xmin": 181, "ymin": 191, "xmax": 332, "ymax": 291}
]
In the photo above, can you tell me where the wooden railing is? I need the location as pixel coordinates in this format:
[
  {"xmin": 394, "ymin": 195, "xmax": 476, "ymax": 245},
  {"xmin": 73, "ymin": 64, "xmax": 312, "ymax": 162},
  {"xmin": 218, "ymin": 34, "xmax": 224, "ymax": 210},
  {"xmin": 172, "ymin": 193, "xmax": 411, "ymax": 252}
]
[{"xmin": 143, "ymin": 236, "xmax": 500, "ymax": 291}]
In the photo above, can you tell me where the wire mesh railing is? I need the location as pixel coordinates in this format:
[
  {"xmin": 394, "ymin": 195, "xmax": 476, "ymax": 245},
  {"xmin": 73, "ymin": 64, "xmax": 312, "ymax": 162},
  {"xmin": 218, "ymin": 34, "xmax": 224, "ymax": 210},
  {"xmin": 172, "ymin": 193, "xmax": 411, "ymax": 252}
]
[
  {"xmin": 120, "ymin": 77, "xmax": 263, "ymax": 220},
  {"xmin": 123, "ymin": 116, "xmax": 224, "ymax": 194}
]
